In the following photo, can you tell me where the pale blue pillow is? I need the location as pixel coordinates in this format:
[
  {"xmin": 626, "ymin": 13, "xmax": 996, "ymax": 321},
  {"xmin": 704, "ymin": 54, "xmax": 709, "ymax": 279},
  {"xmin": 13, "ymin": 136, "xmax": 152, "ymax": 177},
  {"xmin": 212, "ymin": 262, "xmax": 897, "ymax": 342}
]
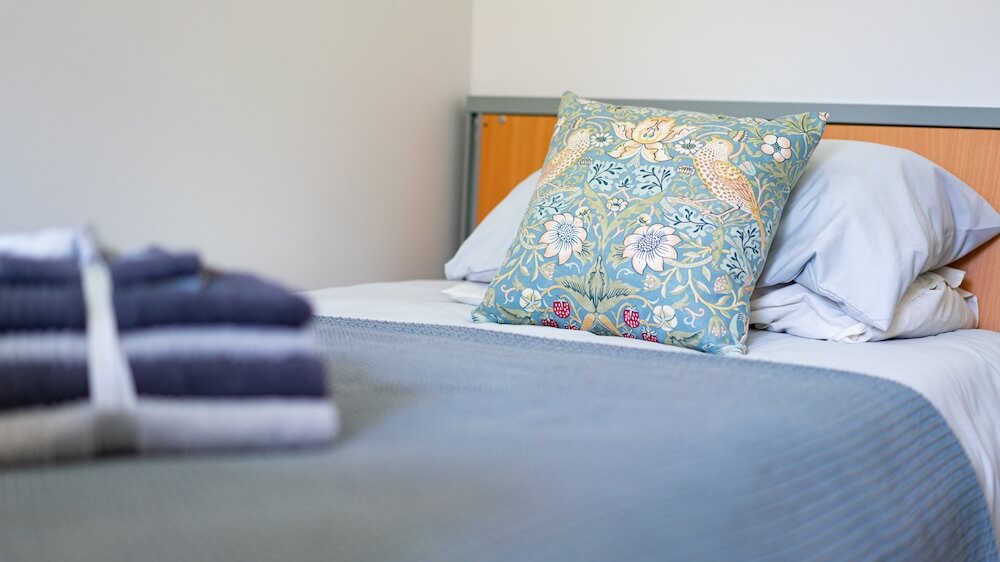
[
  {"xmin": 473, "ymin": 92, "xmax": 826, "ymax": 354},
  {"xmin": 446, "ymin": 170, "xmax": 540, "ymax": 283},
  {"xmin": 758, "ymin": 140, "xmax": 1000, "ymax": 330}
]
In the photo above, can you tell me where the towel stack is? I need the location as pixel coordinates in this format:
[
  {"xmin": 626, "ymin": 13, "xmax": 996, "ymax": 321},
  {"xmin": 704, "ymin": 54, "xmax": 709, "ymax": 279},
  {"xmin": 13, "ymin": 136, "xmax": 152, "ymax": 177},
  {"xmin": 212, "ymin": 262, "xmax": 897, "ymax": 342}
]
[{"xmin": 0, "ymin": 234, "xmax": 337, "ymax": 465}]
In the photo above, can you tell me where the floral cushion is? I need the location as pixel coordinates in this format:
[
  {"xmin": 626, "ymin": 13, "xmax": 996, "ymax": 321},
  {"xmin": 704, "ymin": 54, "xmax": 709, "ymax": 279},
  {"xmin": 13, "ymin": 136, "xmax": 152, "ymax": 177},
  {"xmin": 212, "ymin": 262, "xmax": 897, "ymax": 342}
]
[{"xmin": 472, "ymin": 92, "xmax": 826, "ymax": 354}]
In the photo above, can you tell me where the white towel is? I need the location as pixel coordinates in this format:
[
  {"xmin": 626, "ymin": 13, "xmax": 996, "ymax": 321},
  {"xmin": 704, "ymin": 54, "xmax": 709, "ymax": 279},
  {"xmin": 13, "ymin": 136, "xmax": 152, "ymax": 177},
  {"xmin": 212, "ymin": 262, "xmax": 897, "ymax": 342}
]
[
  {"xmin": 0, "ymin": 228, "xmax": 78, "ymax": 258},
  {"xmin": 0, "ymin": 399, "xmax": 339, "ymax": 465}
]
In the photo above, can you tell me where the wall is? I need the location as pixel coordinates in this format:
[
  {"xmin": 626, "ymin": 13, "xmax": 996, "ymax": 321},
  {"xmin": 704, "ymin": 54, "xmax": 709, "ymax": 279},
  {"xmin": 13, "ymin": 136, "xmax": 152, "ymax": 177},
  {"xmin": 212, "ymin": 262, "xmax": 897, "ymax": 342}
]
[
  {"xmin": 0, "ymin": 0, "xmax": 472, "ymax": 289},
  {"xmin": 470, "ymin": 0, "xmax": 1000, "ymax": 107}
]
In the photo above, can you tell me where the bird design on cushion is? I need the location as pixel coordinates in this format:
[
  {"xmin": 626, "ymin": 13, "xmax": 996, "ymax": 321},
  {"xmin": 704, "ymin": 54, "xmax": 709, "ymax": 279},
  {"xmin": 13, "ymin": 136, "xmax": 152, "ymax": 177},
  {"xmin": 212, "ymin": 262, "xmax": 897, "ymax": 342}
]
[
  {"xmin": 693, "ymin": 139, "xmax": 767, "ymax": 251},
  {"xmin": 539, "ymin": 126, "xmax": 592, "ymax": 185}
]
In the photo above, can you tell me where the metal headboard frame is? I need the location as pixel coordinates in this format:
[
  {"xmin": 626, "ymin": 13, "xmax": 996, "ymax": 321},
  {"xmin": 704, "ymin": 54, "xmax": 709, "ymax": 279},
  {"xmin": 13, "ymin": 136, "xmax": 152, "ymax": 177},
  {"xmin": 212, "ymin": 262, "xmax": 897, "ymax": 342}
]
[{"xmin": 459, "ymin": 96, "xmax": 1000, "ymax": 241}]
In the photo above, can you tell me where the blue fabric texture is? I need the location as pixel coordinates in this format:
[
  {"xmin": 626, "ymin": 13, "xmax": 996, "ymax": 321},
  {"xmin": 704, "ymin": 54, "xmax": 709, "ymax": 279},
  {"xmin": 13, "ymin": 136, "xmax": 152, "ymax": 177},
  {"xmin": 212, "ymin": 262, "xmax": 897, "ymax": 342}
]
[
  {"xmin": 473, "ymin": 92, "xmax": 826, "ymax": 354},
  {"xmin": 4, "ymin": 316, "xmax": 991, "ymax": 561}
]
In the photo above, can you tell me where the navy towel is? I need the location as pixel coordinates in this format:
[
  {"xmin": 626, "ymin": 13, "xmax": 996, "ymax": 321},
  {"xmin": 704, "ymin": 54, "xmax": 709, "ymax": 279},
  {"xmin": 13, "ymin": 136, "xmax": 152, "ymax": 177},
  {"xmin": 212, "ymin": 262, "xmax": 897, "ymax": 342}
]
[
  {"xmin": 0, "ymin": 353, "xmax": 327, "ymax": 410},
  {"xmin": 0, "ymin": 274, "xmax": 313, "ymax": 332},
  {"xmin": 0, "ymin": 247, "xmax": 201, "ymax": 287}
]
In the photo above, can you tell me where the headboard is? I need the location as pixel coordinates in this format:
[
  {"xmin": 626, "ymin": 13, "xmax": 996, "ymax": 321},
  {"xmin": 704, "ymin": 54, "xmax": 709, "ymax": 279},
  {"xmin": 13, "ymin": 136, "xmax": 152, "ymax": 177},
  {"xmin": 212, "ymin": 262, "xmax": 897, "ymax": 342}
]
[{"xmin": 461, "ymin": 97, "xmax": 1000, "ymax": 331}]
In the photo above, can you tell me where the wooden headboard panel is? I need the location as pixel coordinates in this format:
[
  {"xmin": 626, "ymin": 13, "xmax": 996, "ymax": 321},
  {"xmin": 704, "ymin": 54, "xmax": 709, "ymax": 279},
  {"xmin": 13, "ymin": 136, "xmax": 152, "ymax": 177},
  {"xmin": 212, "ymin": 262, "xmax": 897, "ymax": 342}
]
[{"xmin": 463, "ymin": 100, "xmax": 1000, "ymax": 331}]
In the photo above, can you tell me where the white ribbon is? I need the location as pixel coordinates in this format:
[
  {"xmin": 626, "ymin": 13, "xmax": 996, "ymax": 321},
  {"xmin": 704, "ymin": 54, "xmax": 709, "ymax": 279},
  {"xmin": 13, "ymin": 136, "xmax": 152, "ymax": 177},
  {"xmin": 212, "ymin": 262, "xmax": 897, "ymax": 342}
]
[{"xmin": 75, "ymin": 231, "xmax": 138, "ymax": 454}]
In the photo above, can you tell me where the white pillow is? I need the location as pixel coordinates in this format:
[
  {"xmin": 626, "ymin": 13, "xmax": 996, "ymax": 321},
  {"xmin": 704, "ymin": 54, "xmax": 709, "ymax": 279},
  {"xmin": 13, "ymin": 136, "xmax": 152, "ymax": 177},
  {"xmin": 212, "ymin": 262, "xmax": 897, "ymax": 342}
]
[
  {"xmin": 446, "ymin": 141, "xmax": 1000, "ymax": 323},
  {"xmin": 758, "ymin": 140, "xmax": 1000, "ymax": 330},
  {"xmin": 445, "ymin": 170, "xmax": 541, "ymax": 282},
  {"xmin": 750, "ymin": 268, "xmax": 978, "ymax": 343}
]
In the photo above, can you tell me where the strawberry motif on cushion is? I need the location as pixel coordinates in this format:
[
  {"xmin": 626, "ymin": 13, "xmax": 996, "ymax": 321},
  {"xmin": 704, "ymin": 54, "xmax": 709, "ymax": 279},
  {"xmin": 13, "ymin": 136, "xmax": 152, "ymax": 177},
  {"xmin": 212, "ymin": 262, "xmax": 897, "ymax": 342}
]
[
  {"xmin": 642, "ymin": 332, "xmax": 659, "ymax": 343},
  {"xmin": 552, "ymin": 300, "xmax": 571, "ymax": 318},
  {"xmin": 622, "ymin": 308, "xmax": 640, "ymax": 329},
  {"xmin": 541, "ymin": 318, "xmax": 559, "ymax": 328},
  {"xmin": 621, "ymin": 332, "xmax": 637, "ymax": 339}
]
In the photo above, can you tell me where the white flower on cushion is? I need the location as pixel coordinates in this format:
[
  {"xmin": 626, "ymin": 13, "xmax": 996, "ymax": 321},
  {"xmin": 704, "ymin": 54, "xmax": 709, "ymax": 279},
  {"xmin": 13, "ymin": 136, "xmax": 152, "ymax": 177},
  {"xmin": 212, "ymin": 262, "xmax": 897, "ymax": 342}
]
[
  {"xmin": 539, "ymin": 212, "xmax": 587, "ymax": 264},
  {"xmin": 591, "ymin": 131, "xmax": 615, "ymax": 147},
  {"xmin": 606, "ymin": 197, "xmax": 628, "ymax": 212},
  {"xmin": 622, "ymin": 224, "xmax": 681, "ymax": 274},
  {"xmin": 673, "ymin": 138, "xmax": 703, "ymax": 155},
  {"xmin": 519, "ymin": 288, "xmax": 541, "ymax": 312},
  {"xmin": 652, "ymin": 305, "xmax": 678, "ymax": 331},
  {"xmin": 760, "ymin": 134, "xmax": 792, "ymax": 162}
]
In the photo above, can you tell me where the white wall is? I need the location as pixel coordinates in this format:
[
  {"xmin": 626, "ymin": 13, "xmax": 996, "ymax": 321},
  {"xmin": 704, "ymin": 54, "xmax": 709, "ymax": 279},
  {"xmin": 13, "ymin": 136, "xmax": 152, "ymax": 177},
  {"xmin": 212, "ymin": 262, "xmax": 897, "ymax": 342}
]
[
  {"xmin": 0, "ymin": 0, "xmax": 472, "ymax": 289},
  {"xmin": 471, "ymin": 0, "xmax": 1000, "ymax": 107}
]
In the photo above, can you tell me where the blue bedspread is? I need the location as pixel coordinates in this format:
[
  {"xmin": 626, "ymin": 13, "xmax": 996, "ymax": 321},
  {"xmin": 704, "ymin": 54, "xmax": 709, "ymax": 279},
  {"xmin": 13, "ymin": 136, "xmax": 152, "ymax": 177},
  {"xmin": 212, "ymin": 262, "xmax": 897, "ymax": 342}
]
[{"xmin": 0, "ymin": 316, "xmax": 995, "ymax": 561}]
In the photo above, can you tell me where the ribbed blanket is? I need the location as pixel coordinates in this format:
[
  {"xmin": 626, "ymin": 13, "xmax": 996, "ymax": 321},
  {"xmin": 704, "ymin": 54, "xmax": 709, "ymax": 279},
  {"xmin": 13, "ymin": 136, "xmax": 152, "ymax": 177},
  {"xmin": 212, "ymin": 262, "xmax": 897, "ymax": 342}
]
[{"xmin": 0, "ymin": 316, "xmax": 994, "ymax": 561}]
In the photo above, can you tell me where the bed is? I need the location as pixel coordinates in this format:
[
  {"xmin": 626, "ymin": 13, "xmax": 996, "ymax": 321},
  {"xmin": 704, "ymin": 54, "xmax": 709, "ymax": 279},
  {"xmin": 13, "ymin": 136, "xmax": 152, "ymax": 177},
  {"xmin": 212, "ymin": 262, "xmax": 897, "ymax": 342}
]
[{"xmin": 2, "ymin": 97, "xmax": 1000, "ymax": 562}]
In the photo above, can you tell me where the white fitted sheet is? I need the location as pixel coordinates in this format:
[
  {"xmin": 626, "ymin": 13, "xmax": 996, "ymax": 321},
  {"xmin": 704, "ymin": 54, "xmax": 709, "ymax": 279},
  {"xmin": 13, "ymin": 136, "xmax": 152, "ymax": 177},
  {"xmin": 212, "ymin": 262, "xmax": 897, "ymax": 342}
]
[{"xmin": 306, "ymin": 279, "xmax": 1000, "ymax": 539}]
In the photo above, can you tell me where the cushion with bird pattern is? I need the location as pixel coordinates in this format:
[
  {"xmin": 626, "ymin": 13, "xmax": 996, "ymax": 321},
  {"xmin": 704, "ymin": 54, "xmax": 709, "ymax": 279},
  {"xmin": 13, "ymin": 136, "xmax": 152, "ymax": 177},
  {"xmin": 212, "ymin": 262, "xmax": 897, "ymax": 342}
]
[{"xmin": 472, "ymin": 92, "xmax": 826, "ymax": 354}]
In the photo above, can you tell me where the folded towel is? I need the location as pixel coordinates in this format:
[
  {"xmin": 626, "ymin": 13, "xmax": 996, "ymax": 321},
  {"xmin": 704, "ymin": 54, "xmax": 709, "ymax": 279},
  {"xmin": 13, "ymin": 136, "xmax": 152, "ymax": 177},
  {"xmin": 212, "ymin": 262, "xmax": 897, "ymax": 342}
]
[
  {"xmin": 0, "ymin": 328, "xmax": 328, "ymax": 410},
  {"xmin": 0, "ymin": 229, "xmax": 337, "ymax": 465},
  {"xmin": 2, "ymin": 357, "xmax": 325, "ymax": 409},
  {"xmin": 0, "ymin": 398, "xmax": 338, "ymax": 465},
  {"xmin": 0, "ymin": 273, "xmax": 313, "ymax": 332},
  {"xmin": 0, "ymin": 247, "xmax": 201, "ymax": 287},
  {"xmin": 0, "ymin": 324, "xmax": 337, "ymax": 465}
]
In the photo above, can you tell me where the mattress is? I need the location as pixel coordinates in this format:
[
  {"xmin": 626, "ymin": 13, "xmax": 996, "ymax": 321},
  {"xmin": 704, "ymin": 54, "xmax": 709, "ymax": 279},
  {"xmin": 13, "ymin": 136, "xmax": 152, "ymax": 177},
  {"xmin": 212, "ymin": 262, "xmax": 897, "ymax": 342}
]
[
  {"xmin": 3, "ymin": 279, "xmax": 999, "ymax": 561},
  {"xmin": 309, "ymin": 279, "xmax": 1000, "ymax": 540}
]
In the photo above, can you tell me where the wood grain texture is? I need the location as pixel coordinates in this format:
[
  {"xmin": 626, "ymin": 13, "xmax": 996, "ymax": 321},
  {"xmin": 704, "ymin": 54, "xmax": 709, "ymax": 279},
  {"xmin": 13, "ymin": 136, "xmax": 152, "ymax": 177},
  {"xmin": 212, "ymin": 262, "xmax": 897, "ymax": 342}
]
[
  {"xmin": 475, "ymin": 115, "xmax": 1000, "ymax": 331},
  {"xmin": 476, "ymin": 115, "xmax": 557, "ymax": 223}
]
